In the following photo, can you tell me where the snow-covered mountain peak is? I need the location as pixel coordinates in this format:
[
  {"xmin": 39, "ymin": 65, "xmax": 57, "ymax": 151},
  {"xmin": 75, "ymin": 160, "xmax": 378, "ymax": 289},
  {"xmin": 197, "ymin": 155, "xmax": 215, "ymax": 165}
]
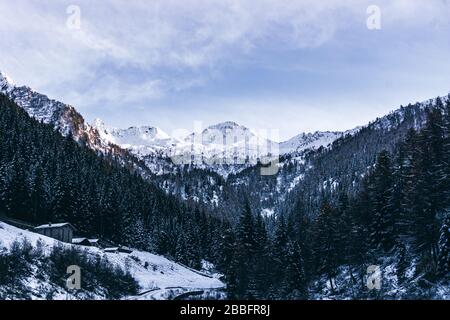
[
  {"xmin": 0, "ymin": 71, "xmax": 14, "ymax": 84},
  {"xmin": 0, "ymin": 70, "xmax": 88, "ymax": 137},
  {"xmin": 91, "ymin": 118, "xmax": 113, "ymax": 142},
  {"xmin": 1, "ymin": 71, "xmax": 355, "ymax": 176},
  {"xmin": 92, "ymin": 118, "xmax": 106, "ymax": 129},
  {"xmin": 0, "ymin": 71, "xmax": 16, "ymax": 93},
  {"xmin": 206, "ymin": 121, "xmax": 243, "ymax": 131},
  {"xmin": 0, "ymin": 74, "xmax": 127, "ymax": 158},
  {"xmin": 118, "ymin": 126, "xmax": 171, "ymax": 141},
  {"xmin": 91, "ymin": 120, "xmax": 176, "ymax": 157},
  {"xmin": 186, "ymin": 121, "xmax": 257, "ymax": 145},
  {"xmin": 90, "ymin": 118, "xmax": 345, "ymax": 176}
]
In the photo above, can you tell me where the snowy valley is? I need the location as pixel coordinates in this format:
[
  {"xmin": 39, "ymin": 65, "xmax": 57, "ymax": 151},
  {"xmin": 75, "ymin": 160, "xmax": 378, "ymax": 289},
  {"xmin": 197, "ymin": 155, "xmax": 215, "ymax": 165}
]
[
  {"xmin": 2, "ymin": 69, "xmax": 450, "ymax": 300},
  {"xmin": 0, "ymin": 221, "xmax": 224, "ymax": 300}
]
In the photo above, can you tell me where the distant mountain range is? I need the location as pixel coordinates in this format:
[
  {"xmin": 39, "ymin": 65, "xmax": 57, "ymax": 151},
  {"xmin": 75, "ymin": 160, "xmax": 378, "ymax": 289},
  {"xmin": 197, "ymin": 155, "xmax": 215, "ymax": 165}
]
[
  {"xmin": 2, "ymin": 70, "xmax": 449, "ymax": 212},
  {"xmin": 0, "ymin": 71, "xmax": 112, "ymax": 154},
  {"xmin": 3, "ymin": 69, "xmax": 450, "ymax": 300},
  {"xmin": 1, "ymin": 71, "xmax": 352, "ymax": 176},
  {"xmin": 92, "ymin": 118, "xmax": 348, "ymax": 171}
]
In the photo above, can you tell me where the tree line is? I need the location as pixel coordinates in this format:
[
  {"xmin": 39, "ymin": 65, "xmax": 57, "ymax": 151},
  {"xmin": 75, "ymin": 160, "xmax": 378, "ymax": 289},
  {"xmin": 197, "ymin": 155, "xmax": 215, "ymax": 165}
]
[
  {"xmin": 0, "ymin": 93, "xmax": 223, "ymax": 270},
  {"xmin": 220, "ymin": 97, "xmax": 450, "ymax": 299},
  {"xmin": 2, "ymin": 91, "xmax": 450, "ymax": 299}
]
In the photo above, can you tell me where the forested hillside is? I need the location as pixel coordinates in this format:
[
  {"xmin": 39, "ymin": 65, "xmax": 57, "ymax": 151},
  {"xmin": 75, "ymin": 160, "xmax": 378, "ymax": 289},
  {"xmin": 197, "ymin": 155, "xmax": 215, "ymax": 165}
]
[
  {"xmin": 283, "ymin": 98, "xmax": 443, "ymax": 218},
  {"xmin": 151, "ymin": 98, "xmax": 450, "ymax": 226},
  {"xmin": 2, "ymin": 91, "xmax": 450, "ymax": 300},
  {"xmin": 0, "ymin": 93, "xmax": 224, "ymax": 269},
  {"xmin": 219, "ymin": 97, "xmax": 450, "ymax": 299}
]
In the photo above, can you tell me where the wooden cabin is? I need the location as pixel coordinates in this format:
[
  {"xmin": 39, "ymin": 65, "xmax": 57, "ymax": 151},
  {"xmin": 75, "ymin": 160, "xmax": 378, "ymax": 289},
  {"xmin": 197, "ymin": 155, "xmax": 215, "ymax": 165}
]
[
  {"xmin": 104, "ymin": 247, "xmax": 119, "ymax": 253},
  {"xmin": 35, "ymin": 222, "xmax": 76, "ymax": 243},
  {"xmin": 118, "ymin": 246, "xmax": 133, "ymax": 254},
  {"xmin": 72, "ymin": 237, "xmax": 92, "ymax": 246}
]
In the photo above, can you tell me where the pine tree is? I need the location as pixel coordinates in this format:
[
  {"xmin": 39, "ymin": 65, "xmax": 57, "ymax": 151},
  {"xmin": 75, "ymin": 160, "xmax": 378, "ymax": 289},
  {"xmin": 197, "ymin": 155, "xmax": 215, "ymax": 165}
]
[
  {"xmin": 218, "ymin": 224, "xmax": 239, "ymax": 299},
  {"xmin": 0, "ymin": 161, "xmax": 14, "ymax": 213},
  {"xmin": 413, "ymin": 109, "xmax": 443, "ymax": 266},
  {"xmin": 282, "ymin": 240, "xmax": 307, "ymax": 299},
  {"xmin": 422, "ymin": 108, "xmax": 446, "ymax": 210},
  {"xmin": 390, "ymin": 142, "xmax": 407, "ymax": 238},
  {"xmin": 334, "ymin": 192, "xmax": 350, "ymax": 265},
  {"xmin": 270, "ymin": 215, "xmax": 288, "ymax": 290},
  {"xmin": 218, "ymin": 224, "xmax": 236, "ymax": 270},
  {"xmin": 368, "ymin": 150, "xmax": 396, "ymax": 251},
  {"xmin": 248, "ymin": 213, "xmax": 270, "ymax": 299},
  {"xmin": 396, "ymin": 242, "xmax": 408, "ymax": 285},
  {"xmin": 175, "ymin": 233, "xmax": 187, "ymax": 264},
  {"xmin": 233, "ymin": 200, "xmax": 256, "ymax": 299},
  {"xmin": 313, "ymin": 202, "xmax": 339, "ymax": 292},
  {"xmin": 185, "ymin": 237, "xmax": 201, "ymax": 270},
  {"xmin": 437, "ymin": 214, "xmax": 450, "ymax": 276},
  {"xmin": 399, "ymin": 129, "xmax": 420, "ymax": 237},
  {"xmin": 442, "ymin": 96, "xmax": 450, "ymax": 200}
]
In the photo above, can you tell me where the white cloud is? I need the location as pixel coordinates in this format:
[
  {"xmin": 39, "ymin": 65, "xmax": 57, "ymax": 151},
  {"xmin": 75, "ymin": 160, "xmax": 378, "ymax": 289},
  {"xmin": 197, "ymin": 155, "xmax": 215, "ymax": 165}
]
[
  {"xmin": 66, "ymin": 77, "xmax": 165, "ymax": 107},
  {"xmin": 0, "ymin": 1, "xmax": 359, "ymax": 79},
  {"xmin": 0, "ymin": 0, "xmax": 449, "ymax": 134},
  {"xmin": 2, "ymin": 0, "xmax": 448, "ymax": 79}
]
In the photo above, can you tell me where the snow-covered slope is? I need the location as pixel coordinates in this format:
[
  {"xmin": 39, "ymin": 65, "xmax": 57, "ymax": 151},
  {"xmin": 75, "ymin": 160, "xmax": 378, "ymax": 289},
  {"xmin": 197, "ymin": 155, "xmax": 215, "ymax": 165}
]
[
  {"xmin": 0, "ymin": 71, "xmax": 15, "ymax": 94},
  {"xmin": 93, "ymin": 119, "xmax": 345, "ymax": 176},
  {"xmin": 93, "ymin": 119, "xmax": 177, "ymax": 157},
  {"xmin": 1, "ymin": 71, "xmax": 348, "ymax": 177},
  {"xmin": 0, "ymin": 221, "xmax": 224, "ymax": 300},
  {"xmin": 0, "ymin": 71, "xmax": 114, "ymax": 154},
  {"xmin": 1, "ymin": 72, "xmax": 79, "ymax": 136},
  {"xmin": 170, "ymin": 121, "xmax": 279, "ymax": 166},
  {"xmin": 279, "ymin": 131, "xmax": 344, "ymax": 154},
  {"xmin": 93, "ymin": 119, "xmax": 279, "ymax": 165}
]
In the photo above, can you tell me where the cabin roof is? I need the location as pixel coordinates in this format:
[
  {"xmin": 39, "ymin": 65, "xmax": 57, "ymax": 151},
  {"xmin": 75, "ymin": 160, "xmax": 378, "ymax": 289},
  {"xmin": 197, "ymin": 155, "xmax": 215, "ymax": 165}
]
[
  {"xmin": 118, "ymin": 246, "xmax": 133, "ymax": 253},
  {"xmin": 72, "ymin": 237, "xmax": 89, "ymax": 244},
  {"xmin": 35, "ymin": 223, "xmax": 77, "ymax": 231}
]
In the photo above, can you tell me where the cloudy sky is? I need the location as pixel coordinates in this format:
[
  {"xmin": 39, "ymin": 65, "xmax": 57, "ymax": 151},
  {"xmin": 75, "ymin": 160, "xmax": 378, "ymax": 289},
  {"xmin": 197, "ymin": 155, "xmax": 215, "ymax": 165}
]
[{"xmin": 1, "ymin": 0, "xmax": 450, "ymax": 140}]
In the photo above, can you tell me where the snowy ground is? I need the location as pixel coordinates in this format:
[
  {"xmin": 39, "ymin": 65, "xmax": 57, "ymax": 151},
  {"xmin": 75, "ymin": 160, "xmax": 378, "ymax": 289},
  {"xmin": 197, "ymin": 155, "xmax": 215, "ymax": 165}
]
[
  {"xmin": 309, "ymin": 256, "xmax": 450, "ymax": 300},
  {"xmin": 0, "ymin": 222, "xmax": 224, "ymax": 300}
]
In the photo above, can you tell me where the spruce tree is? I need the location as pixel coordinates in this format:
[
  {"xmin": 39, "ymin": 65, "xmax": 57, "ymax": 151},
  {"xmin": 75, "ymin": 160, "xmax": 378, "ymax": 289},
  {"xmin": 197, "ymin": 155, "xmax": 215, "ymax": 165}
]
[
  {"xmin": 414, "ymin": 109, "xmax": 442, "ymax": 265},
  {"xmin": 233, "ymin": 200, "xmax": 255, "ymax": 298},
  {"xmin": 249, "ymin": 213, "xmax": 270, "ymax": 299},
  {"xmin": 282, "ymin": 240, "xmax": 307, "ymax": 299},
  {"xmin": 271, "ymin": 215, "xmax": 288, "ymax": 289},
  {"xmin": 437, "ymin": 214, "xmax": 450, "ymax": 276},
  {"xmin": 368, "ymin": 150, "xmax": 395, "ymax": 251},
  {"xmin": 313, "ymin": 202, "xmax": 339, "ymax": 292},
  {"xmin": 399, "ymin": 129, "xmax": 420, "ymax": 237},
  {"xmin": 396, "ymin": 242, "xmax": 408, "ymax": 285}
]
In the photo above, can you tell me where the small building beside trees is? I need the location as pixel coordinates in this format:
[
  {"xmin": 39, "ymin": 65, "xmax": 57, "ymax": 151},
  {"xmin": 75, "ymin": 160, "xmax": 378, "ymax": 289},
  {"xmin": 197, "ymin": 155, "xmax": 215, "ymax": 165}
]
[{"xmin": 34, "ymin": 222, "xmax": 76, "ymax": 243}]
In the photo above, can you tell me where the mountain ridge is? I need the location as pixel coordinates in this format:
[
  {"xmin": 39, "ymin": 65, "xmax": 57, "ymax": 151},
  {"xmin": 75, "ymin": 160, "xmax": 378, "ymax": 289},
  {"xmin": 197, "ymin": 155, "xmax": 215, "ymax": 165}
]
[
  {"xmin": 2, "ymin": 70, "xmax": 449, "ymax": 184},
  {"xmin": 1, "ymin": 70, "xmax": 350, "ymax": 177}
]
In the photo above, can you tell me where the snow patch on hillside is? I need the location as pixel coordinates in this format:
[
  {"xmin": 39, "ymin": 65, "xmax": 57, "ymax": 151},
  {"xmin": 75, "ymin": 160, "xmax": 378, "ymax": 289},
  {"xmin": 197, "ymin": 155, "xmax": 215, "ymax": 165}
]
[
  {"xmin": 280, "ymin": 131, "xmax": 343, "ymax": 154},
  {"xmin": 92, "ymin": 119, "xmax": 177, "ymax": 157},
  {"xmin": 91, "ymin": 118, "xmax": 347, "ymax": 177},
  {"xmin": 0, "ymin": 222, "xmax": 224, "ymax": 300}
]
